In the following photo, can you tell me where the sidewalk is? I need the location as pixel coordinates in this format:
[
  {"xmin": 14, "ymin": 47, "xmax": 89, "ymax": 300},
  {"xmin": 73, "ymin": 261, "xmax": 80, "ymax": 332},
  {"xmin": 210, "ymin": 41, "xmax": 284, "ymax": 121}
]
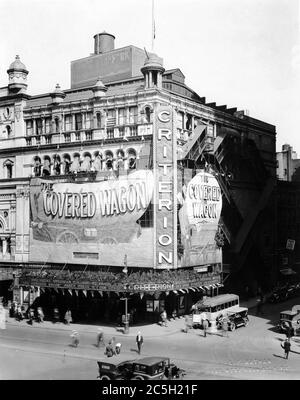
[
  {"xmin": 4, "ymin": 296, "xmax": 262, "ymax": 338},
  {"xmin": 5, "ymin": 315, "xmax": 185, "ymax": 338}
]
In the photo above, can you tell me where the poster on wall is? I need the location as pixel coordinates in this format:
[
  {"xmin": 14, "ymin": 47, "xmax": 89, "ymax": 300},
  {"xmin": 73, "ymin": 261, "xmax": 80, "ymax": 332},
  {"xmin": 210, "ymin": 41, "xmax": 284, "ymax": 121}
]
[
  {"xmin": 177, "ymin": 170, "xmax": 222, "ymax": 267},
  {"xmin": 29, "ymin": 170, "xmax": 154, "ymax": 267}
]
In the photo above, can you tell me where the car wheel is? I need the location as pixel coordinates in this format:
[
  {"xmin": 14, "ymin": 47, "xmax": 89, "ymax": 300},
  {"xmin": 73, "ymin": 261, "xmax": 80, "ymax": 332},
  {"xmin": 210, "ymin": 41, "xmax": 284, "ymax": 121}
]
[
  {"xmin": 230, "ymin": 322, "xmax": 236, "ymax": 331},
  {"xmin": 99, "ymin": 375, "xmax": 111, "ymax": 380},
  {"xmin": 131, "ymin": 375, "xmax": 144, "ymax": 380}
]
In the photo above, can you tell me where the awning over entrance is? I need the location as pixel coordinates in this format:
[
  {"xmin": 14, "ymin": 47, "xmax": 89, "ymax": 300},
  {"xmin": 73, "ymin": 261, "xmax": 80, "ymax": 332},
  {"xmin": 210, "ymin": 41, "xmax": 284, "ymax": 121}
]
[{"xmin": 16, "ymin": 267, "xmax": 222, "ymax": 296}]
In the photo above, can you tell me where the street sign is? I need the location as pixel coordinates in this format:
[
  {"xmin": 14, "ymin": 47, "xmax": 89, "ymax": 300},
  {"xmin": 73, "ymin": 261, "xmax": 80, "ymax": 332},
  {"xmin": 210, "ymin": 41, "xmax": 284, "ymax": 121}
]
[{"xmin": 286, "ymin": 239, "xmax": 295, "ymax": 250}]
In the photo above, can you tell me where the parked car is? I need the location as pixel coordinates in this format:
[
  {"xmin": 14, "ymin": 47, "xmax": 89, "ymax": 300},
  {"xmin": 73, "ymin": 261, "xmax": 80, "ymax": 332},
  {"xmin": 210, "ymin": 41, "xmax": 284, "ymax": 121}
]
[
  {"xmin": 277, "ymin": 305, "xmax": 300, "ymax": 336},
  {"xmin": 268, "ymin": 283, "xmax": 300, "ymax": 304},
  {"xmin": 97, "ymin": 356, "xmax": 185, "ymax": 380}
]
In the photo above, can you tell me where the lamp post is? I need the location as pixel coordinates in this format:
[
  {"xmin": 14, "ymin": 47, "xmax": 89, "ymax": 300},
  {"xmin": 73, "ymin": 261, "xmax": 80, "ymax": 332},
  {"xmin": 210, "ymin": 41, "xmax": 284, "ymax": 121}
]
[{"xmin": 121, "ymin": 255, "xmax": 129, "ymax": 334}]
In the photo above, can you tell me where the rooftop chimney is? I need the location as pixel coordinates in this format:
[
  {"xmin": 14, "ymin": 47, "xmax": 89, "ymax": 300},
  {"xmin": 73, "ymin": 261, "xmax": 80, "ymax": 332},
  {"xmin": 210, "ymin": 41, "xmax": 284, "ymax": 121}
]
[{"xmin": 94, "ymin": 31, "xmax": 115, "ymax": 54}]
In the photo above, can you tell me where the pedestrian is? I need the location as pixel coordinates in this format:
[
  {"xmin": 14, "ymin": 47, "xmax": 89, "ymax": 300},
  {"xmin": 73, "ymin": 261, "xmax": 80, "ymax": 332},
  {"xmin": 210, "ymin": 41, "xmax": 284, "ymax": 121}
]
[
  {"xmin": 70, "ymin": 330, "xmax": 79, "ymax": 347},
  {"xmin": 160, "ymin": 310, "xmax": 167, "ymax": 327},
  {"xmin": 222, "ymin": 318, "xmax": 229, "ymax": 337},
  {"xmin": 64, "ymin": 309, "xmax": 72, "ymax": 325},
  {"xmin": 115, "ymin": 342, "xmax": 122, "ymax": 354},
  {"xmin": 184, "ymin": 315, "xmax": 190, "ymax": 333},
  {"xmin": 28, "ymin": 308, "xmax": 35, "ymax": 325},
  {"xmin": 53, "ymin": 307, "xmax": 60, "ymax": 323},
  {"xmin": 37, "ymin": 307, "xmax": 44, "ymax": 323},
  {"xmin": 16, "ymin": 305, "xmax": 23, "ymax": 322},
  {"xmin": 136, "ymin": 331, "xmax": 143, "ymax": 354},
  {"xmin": 202, "ymin": 318, "xmax": 209, "ymax": 337},
  {"xmin": 172, "ymin": 309, "xmax": 177, "ymax": 320},
  {"xmin": 281, "ymin": 338, "xmax": 291, "ymax": 359},
  {"xmin": 256, "ymin": 298, "xmax": 263, "ymax": 315},
  {"xmin": 96, "ymin": 328, "xmax": 104, "ymax": 347},
  {"xmin": 105, "ymin": 342, "xmax": 114, "ymax": 357},
  {"xmin": 245, "ymin": 285, "xmax": 249, "ymax": 301}
]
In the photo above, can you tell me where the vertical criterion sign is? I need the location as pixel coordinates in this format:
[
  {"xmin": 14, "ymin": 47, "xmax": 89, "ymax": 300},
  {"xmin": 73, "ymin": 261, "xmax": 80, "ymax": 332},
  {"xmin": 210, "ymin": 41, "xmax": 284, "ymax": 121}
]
[{"xmin": 154, "ymin": 105, "xmax": 177, "ymax": 269}]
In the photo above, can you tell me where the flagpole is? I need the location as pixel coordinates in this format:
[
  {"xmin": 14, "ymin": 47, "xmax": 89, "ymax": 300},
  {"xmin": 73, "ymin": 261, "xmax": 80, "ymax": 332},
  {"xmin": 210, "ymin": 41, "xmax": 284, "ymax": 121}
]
[{"xmin": 152, "ymin": 0, "xmax": 155, "ymax": 51}]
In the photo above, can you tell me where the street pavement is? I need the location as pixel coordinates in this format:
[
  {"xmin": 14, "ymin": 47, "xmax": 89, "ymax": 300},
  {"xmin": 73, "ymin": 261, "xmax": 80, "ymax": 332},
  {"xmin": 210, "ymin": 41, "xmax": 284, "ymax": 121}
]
[{"xmin": 1, "ymin": 296, "xmax": 300, "ymax": 380}]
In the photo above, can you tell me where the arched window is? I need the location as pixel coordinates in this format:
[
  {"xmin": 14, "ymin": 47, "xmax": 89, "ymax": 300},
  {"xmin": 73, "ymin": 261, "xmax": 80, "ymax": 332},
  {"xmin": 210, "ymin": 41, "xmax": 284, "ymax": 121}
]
[
  {"xmin": 33, "ymin": 156, "xmax": 42, "ymax": 176},
  {"xmin": 42, "ymin": 156, "xmax": 51, "ymax": 176},
  {"xmin": 53, "ymin": 154, "xmax": 61, "ymax": 175},
  {"xmin": 80, "ymin": 153, "xmax": 92, "ymax": 172},
  {"xmin": 105, "ymin": 151, "xmax": 114, "ymax": 170},
  {"xmin": 6, "ymin": 125, "xmax": 12, "ymax": 138},
  {"xmin": 3, "ymin": 159, "xmax": 14, "ymax": 179},
  {"xmin": 127, "ymin": 149, "xmax": 137, "ymax": 170},
  {"xmin": 116, "ymin": 150, "xmax": 125, "ymax": 170},
  {"xmin": 145, "ymin": 107, "xmax": 151, "ymax": 123},
  {"xmin": 63, "ymin": 154, "xmax": 71, "ymax": 174}
]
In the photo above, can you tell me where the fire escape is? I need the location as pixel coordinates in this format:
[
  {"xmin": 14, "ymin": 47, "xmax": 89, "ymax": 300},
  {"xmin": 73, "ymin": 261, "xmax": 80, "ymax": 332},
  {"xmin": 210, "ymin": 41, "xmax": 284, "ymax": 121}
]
[{"xmin": 178, "ymin": 124, "xmax": 276, "ymax": 276}]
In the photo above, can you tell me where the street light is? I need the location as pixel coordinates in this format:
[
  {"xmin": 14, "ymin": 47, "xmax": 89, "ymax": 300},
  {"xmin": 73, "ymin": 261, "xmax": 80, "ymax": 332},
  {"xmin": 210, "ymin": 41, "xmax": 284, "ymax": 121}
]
[{"xmin": 121, "ymin": 255, "xmax": 129, "ymax": 334}]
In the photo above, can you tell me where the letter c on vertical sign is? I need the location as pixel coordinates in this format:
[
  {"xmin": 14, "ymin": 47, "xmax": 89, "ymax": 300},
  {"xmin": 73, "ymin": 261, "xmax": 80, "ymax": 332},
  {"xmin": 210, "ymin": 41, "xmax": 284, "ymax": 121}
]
[{"xmin": 158, "ymin": 111, "xmax": 171, "ymax": 123}]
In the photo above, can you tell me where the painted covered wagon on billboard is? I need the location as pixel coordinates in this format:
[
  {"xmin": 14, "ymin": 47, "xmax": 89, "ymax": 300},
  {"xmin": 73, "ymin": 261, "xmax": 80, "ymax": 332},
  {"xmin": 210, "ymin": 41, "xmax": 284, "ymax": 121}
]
[{"xmin": 29, "ymin": 170, "xmax": 154, "ymax": 267}]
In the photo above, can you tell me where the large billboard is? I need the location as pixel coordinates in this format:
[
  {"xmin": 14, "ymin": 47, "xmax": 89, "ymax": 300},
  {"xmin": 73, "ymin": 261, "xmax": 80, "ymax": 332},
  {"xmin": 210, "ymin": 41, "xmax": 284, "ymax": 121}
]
[
  {"xmin": 29, "ymin": 170, "xmax": 154, "ymax": 267},
  {"xmin": 178, "ymin": 170, "xmax": 222, "ymax": 267}
]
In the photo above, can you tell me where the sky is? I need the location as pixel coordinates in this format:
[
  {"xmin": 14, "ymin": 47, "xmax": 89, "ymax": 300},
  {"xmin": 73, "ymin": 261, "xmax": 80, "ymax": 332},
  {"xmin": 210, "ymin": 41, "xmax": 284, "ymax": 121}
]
[{"xmin": 0, "ymin": 0, "xmax": 299, "ymax": 152}]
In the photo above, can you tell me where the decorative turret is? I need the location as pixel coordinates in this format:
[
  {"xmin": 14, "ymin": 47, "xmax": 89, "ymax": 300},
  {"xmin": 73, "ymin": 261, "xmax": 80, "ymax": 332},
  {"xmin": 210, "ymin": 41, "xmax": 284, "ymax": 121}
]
[
  {"xmin": 7, "ymin": 55, "xmax": 29, "ymax": 93},
  {"xmin": 92, "ymin": 77, "xmax": 108, "ymax": 97},
  {"xmin": 50, "ymin": 84, "xmax": 66, "ymax": 104},
  {"xmin": 141, "ymin": 52, "xmax": 165, "ymax": 89}
]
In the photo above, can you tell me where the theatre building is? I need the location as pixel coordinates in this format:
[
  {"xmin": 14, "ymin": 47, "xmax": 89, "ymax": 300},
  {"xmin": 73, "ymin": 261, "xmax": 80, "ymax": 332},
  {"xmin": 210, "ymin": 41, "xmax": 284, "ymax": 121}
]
[{"xmin": 0, "ymin": 32, "xmax": 276, "ymax": 322}]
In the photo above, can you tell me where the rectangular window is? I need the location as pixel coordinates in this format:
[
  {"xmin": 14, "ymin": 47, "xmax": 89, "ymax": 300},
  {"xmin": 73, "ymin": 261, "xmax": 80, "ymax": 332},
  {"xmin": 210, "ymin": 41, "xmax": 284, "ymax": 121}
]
[
  {"xmin": 45, "ymin": 118, "xmax": 51, "ymax": 134},
  {"xmin": 26, "ymin": 137, "xmax": 32, "ymax": 146},
  {"xmin": 36, "ymin": 119, "xmax": 43, "ymax": 135},
  {"xmin": 107, "ymin": 109, "xmax": 116, "ymax": 128},
  {"xmin": 64, "ymin": 133, "xmax": 71, "ymax": 143},
  {"xmin": 96, "ymin": 113, "xmax": 101, "ymax": 128},
  {"xmin": 85, "ymin": 112, "xmax": 93, "ymax": 129},
  {"xmin": 118, "ymin": 108, "xmax": 126, "ymax": 125},
  {"xmin": 75, "ymin": 113, "xmax": 82, "ymax": 130},
  {"xmin": 107, "ymin": 128, "xmax": 114, "ymax": 139},
  {"xmin": 75, "ymin": 132, "xmax": 81, "ymax": 141},
  {"xmin": 65, "ymin": 115, "xmax": 72, "ymax": 131},
  {"xmin": 36, "ymin": 136, "xmax": 41, "ymax": 145},
  {"xmin": 118, "ymin": 127, "xmax": 125, "ymax": 137},
  {"xmin": 45, "ymin": 135, "xmax": 52, "ymax": 145},
  {"xmin": 26, "ymin": 120, "xmax": 33, "ymax": 136},
  {"xmin": 129, "ymin": 106, "xmax": 137, "ymax": 124}
]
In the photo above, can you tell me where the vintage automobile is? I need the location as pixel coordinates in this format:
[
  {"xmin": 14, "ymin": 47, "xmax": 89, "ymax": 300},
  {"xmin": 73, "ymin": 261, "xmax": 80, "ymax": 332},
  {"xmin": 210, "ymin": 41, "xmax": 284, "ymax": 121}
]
[
  {"xmin": 97, "ymin": 356, "xmax": 185, "ymax": 380},
  {"xmin": 226, "ymin": 308, "xmax": 249, "ymax": 331},
  {"xmin": 277, "ymin": 305, "xmax": 300, "ymax": 336}
]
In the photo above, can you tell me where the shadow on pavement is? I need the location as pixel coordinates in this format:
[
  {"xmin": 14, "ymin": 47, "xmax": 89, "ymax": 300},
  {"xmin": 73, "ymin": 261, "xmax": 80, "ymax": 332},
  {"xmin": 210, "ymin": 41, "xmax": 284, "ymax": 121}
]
[{"xmin": 273, "ymin": 354, "xmax": 286, "ymax": 359}]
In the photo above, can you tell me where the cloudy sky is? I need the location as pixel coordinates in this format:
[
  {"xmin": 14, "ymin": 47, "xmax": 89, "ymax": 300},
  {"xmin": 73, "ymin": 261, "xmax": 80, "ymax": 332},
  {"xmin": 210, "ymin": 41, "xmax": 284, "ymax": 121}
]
[{"xmin": 0, "ymin": 0, "xmax": 299, "ymax": 151}]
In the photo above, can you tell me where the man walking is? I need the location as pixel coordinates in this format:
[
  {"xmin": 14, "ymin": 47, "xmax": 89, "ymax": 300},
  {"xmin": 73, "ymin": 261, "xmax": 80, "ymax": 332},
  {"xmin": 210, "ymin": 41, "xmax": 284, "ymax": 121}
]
[
  {"xmin": 281, "ymin": 338, "xmax": 291, "ymax": 359},
  {"xmin": 136, "ymin": 331, "xmax": 143, "ymax": 354},
  {"xmin": 202, "ymin": 319, "xmax": 209, "ymax": 337},
  {"xmin": 96, "ymin": 328, "xmax": 104, "ymax": 347},
  {"xmin": 222, "ymin": 318, "xmax": 229, "ymax": 337}
]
